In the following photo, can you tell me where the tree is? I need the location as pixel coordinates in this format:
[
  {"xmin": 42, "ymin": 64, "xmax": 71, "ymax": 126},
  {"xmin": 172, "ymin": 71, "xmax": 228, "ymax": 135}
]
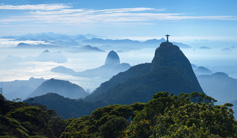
[
  {"xmin": 124, "ymin": 92, "xmax": 237, "ymax": 137},
  {"xmin": 99, "ymin": 116, "xmax": 129, "ymax": 138}
]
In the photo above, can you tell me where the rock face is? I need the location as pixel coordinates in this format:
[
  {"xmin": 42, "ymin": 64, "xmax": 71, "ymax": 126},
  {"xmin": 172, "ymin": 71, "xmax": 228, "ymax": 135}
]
[
  {"xmin": 149, "ymin": 42, "xmax": 203, "ymax": 94},
  {"xmin": 104, "ymin": 50, "xmax": 120, "ymax": 65},
  {"xmin": 28, "ymin": 78, "xmax": 89, "ymax": 99},
  {"xmin": 85, "ymin": 42, "xmax": 204, "ymax": 105},
  {"xmin": 152, "ymin": 42, "xmax": 189, "ymax": 70}
]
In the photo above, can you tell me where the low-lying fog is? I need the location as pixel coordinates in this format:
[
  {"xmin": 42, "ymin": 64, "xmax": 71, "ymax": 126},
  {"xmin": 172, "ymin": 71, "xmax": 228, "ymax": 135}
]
[{"xmin": 0, "ymin": 38, "xmax": 237, "ymax": 93}]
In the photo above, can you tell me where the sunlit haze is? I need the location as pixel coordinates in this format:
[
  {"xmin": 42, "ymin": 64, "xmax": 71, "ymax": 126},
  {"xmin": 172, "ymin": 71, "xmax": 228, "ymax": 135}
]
[{"xmin": 0, "ymin": 0, "xmax": 237, "ymax": 102}]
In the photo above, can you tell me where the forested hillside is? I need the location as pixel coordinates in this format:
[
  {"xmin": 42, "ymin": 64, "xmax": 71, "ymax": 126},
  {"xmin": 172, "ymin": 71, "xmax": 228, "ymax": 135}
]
[
  {"xmin": 61, "ymin": 92, "xmax": 236, "ymax": 138},
  {"xmin": 1, "ymin": 92, "xmax": 236, "ymax": 138},
  {"xmin": 0, "ymin": 94, "xmax": 68, "ymax": 138},
  {"xmin": 26, "ymin": 93, "xmax": 105, "ymax": 119}
]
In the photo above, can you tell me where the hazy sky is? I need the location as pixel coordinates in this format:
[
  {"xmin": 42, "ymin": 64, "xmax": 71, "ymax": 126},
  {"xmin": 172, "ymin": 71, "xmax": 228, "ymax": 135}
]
[{"xmin": 0, "ymin": 0, "xmax": 237, "ymax": 42}]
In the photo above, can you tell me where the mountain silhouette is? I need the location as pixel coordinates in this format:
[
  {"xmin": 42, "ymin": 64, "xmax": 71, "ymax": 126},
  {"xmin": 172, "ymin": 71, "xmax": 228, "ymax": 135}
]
[
  {"xmin": 78, "ymin": 45, "xmax": 105, "ymax": 52},
  {"xmin": 51, "ymin": 50, "xmax": 130, "ymax": 78},
  {"xmin": 198, "ymin": 72, "xmax": 237, "ymax": 104},
  {"xmin": 28, "ymin": 78, "xmax": 89, "ymax": 99},
  {"xmin": 73, "ymin": 50, "xmax": 130, "ymax": 78},
  {"xmin": 85, "ymin": 42, "xmax": 204, "ymax": 104},
  {"xmin": 0, "ymin": 77, "xmax": 45, "ymax": 100},
  {"xmin": 6, "ymin": 33, "xmax": 191, "ymax": 51},
  {"xmin": 194, "ymin": 66, "xmax": 213, "ymax": 76},
  {"xmin": 16, "ymin": 43, "xmax": 54, "ymax": 49},
  {"xmin": 82, "ymin": 37, "xmax": 191, "ymax": 50},
  {"xmin": 51, "ymin": 66, "xmax": 76, "ymax": 75},
  {"xmin": 34, "ymin": 50, "xmax": 67, "ymax": 63},
  {"xmin": 26, "ymin": 93, "xmax": 104, "ymax": 119},
  {"xmin": 4, "ymin": 50, "xmax": 67, "ymax": 64},
  {"xmin": 105, "ymin": 50, "xmax": 120, "ymax": 65}
]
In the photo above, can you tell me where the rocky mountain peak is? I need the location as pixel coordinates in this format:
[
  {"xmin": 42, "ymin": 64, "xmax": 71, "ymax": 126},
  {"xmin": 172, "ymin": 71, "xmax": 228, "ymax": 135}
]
[
  {"xmin": 86, "ymin": 41, "xmax": 204, "ymax": 104},
  {"xmin": 151, "ymin": 42, "xmax": 188, "ymax": 71},
  {"xmin": 104, "ymin": 50, "xmax": 120, "ymax": 65}
]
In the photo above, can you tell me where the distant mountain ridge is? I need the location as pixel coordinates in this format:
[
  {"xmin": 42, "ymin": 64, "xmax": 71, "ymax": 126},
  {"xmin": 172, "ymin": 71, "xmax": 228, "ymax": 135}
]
[
  {"xmin": 51, "ymin": 66, "xmax": 76, "ymax": 75},
  {"xmin": 5, "ymin": 49, "xmax": 67, "ymax": 63},
  {"xmin": 28, "ymin": 78, "xmax": 89, "ymax": 99},
  {"xmin": 27, "ymin": 93, "xmax": 105, "ymax": 119},
  {"xmin": 194, "ymin": 66, "xmax": 213, "ymax": 76},
  {"xmin": 197, "ymin": 72, "xmax": 237, "ymax": 104},
  {"xmin": 72, "ymin": 45, "xmax": 105, "ymax": 53},
  {"xmin": 82, "ymin": 37, "xmax": 191, "ymax": 50},
  {"xmin": 0, "ymin": 77, "xmax": 45, "ymax": 100},
  {"xmin": 2, "ymin": 32, "xmax": 192, "ymax": 51},
  {"xmin": 186, "ymin": 64, "xmax": 237, "ymax": 118}
]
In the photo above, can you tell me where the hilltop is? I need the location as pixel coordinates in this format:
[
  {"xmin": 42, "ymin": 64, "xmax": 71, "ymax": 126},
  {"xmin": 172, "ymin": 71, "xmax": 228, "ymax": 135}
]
[{"xmin": 85, "ymin": 42, "xmax": 203, "ymax": 104}]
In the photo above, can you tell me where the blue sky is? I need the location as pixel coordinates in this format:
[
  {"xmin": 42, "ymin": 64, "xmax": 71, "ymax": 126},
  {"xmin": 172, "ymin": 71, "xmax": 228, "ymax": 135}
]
[{"xmin": 0, "ymin": 0, "xmax": 237, "ymax": 43}]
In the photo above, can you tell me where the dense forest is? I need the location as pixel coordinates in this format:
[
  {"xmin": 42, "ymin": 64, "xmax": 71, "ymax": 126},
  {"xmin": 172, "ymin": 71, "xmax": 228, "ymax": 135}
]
[
  {"xmin": 1, "ymin": 92, "xmax": 237, "ymax": 138},
  {"xmin": 0, "ymin": 93, "xmax": 68, "ymax": 138},
  {"xmin": 61, "ymin": 92, "xmax": 236, "ymax": 138}
]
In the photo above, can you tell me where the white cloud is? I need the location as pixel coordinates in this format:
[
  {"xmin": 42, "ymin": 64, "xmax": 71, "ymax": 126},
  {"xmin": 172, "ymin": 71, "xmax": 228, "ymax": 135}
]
[
  {"xmin": 0, "ymin": 4, "xmax": 70, "ymax": 11},
  {"xmin": 0, "ymin": 39, "xmax": 49, "ymax": 48},
  {"xmin": 0, "ymin": 4, "xmax": 236, "ymax": 25},
  {"xmin": 97, "ymin": 7, "xmax": 160, "ymax": 13},
  {"xmin": 31, "ymin": 9, "xmax": 85, "ymax": 15},
  {"xmin": 29, "ymin": 7, "xmax": 237, "ymax": 23}
]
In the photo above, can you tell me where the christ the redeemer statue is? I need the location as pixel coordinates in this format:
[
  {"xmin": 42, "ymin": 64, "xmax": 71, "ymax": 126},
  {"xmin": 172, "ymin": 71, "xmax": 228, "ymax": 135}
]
[{"xmin": 165, "ymin": 34, "xmax": 170, "ymax": 42}]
